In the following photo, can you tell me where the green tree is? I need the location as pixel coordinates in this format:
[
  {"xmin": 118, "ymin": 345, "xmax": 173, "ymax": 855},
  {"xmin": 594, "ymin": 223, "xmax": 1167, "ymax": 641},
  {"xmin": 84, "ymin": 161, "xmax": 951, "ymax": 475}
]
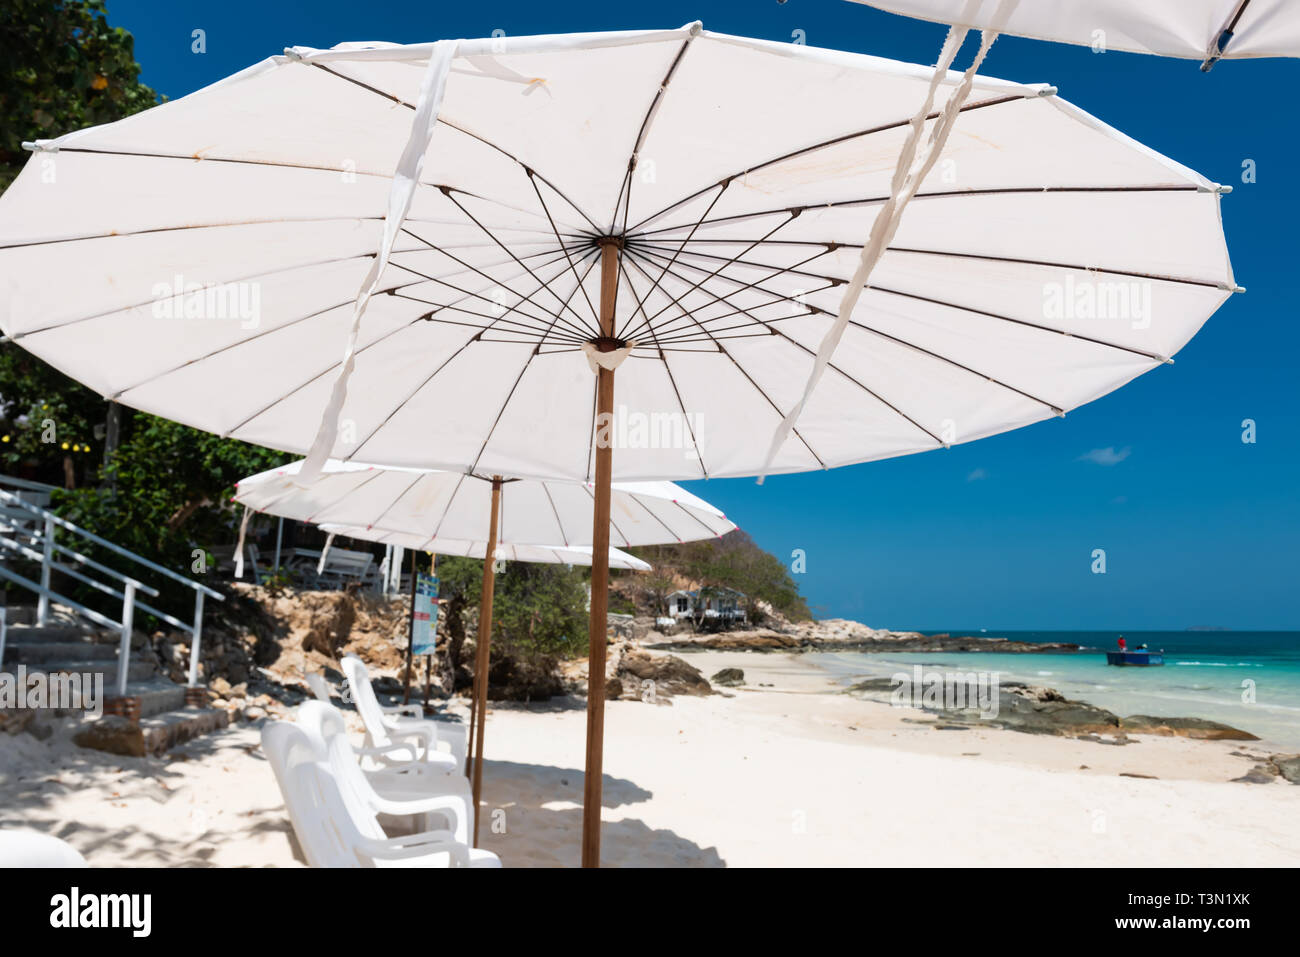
[{"xmin": 1, "ymin": 0, "xmax": 160, "ymax": 191}]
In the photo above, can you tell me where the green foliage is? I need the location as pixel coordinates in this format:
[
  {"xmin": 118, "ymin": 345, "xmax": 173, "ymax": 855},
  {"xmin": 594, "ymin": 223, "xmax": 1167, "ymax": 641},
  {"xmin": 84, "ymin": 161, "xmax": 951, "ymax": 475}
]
[
  {"xmin": 489, "ymin": 560, "xmax": 589, "ymax": 659},
  {"xmin": 0, "ymin": 0, "xmax": 160, "ymax": 191},
  {"xmin": 633, "ymin": 530, "xmax": 812, "ymax": 623}
]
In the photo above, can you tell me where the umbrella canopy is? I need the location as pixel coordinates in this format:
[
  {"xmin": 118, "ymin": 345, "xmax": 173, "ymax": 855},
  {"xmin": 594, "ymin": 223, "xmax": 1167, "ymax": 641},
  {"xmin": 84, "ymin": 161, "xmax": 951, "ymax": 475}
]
[
  {"xmin": 849, "ymin": 0, "xmax": 1300, "ymax": 68},
  {"xmin": 0, "ymin": 24, "xmax": 1237, "ymax": 865},
  {"xmin": 0, "ymin": 25, "xmax": 1236, "ymax": 482},
  {"xmin": 236, "ymin": 459, "xmax": 734, "ymax": 547},
  {"xmin": 321, "ymin": 524, "xmax": 652, "ymax": 570}
]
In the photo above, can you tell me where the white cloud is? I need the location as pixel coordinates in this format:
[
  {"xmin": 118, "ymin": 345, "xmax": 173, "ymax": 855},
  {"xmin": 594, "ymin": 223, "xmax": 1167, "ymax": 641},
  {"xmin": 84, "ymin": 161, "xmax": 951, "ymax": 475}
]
[
  {"xmin": 1078, "ymin": 446, "xmax": 1131, "ymax": 466},
  {"xmin": 966, "ymin": 468, "xmax": 988, "ymax": 482}
]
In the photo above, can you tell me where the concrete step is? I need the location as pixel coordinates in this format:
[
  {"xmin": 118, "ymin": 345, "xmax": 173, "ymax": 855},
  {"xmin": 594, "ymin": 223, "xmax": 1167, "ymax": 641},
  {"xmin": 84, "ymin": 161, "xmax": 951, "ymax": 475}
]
[
  {"xmin": 125, "ymin": 679, "xmax": 187, "ymax": 718},
  {"xmin": 9, "ymin": 658, "xmax": 157, "ymax": 684},
  {"xmin": 2, "ymin": 624, "xmax": 96, "ymax": 644},
  {"xmin": 139, "ymin": 708, "xmax": 230, "ymax": 753},
  {"xmin": 4, "ymin": 641, "xmax": 117, "ymax": 663}
]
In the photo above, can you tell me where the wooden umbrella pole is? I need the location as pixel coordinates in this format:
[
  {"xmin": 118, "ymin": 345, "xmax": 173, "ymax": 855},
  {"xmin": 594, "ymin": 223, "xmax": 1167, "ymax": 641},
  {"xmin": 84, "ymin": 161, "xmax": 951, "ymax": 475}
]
[
  {"xmin": 402, "ymin": 547, "xmax": 417, "ymax": 705},
  {"xmin": 582, "ymin": 238, "xmax": 621, "ymax": 868},
  {"xmin": 470, "ymin": 476, "xmax": 502, "ymax": 846}
]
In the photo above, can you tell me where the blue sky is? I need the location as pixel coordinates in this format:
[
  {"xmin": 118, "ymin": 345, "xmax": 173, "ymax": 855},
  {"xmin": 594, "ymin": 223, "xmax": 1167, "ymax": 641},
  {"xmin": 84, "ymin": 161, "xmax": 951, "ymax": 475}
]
[{"xmin": 106, "ymin": 0, "xmax": 1299, "ymax": 630}]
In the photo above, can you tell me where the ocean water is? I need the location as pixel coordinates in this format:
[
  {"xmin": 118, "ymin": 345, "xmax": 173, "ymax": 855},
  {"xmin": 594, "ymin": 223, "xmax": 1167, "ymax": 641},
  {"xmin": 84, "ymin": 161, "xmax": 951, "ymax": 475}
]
[{"xmin": 813, "ymin": 631, "xmax": 1300, "ymax": 750}]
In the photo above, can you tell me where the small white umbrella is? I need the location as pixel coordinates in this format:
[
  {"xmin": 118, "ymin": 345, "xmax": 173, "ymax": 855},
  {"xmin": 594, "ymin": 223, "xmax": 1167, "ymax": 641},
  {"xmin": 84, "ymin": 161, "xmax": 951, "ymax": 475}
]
[
  {"xmin": 320, "ymin": 524, "xmax": 652, "ymax": 569},
  {"xmin": 849, "ymin": 0, "xmax": 1300, "ymax": 69},
  {"xmin": 237, "ymin": 458, "xmax": 722, "ymax": 844},
  {"xmin": 235, "ymin": 459, "xmax": 734, "ymax": 547},
  {"xmin": 0, "ymin": 24, "xmax": 1238, "ymax": 864}
]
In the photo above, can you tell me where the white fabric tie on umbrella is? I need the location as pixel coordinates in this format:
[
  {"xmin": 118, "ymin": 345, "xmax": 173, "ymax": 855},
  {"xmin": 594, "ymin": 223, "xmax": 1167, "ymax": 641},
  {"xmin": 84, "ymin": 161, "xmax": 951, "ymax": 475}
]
[
  {"xmin": 762, "ymin": 0, "xmax": 1018, "ymax": 479},
  {"xmin": 849, "ymin": 0, "xmax": 1300, "ymax": 68}
]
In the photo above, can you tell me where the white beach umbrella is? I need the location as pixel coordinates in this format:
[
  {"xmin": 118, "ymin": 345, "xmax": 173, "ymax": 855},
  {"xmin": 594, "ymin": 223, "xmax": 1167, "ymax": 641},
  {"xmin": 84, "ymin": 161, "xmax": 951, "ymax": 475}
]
[
  {"xmin": 848, "ymin": 0, "xmax": 1300, "ymax": 69},
  {"xmin": 320, "ymin": 524, "xmax": 653, "ymax": 570},
  {"xmin": 239, "ymin": 459, "xmax": 711, "ymax": 843},
  {"xmin": 235, "ymin": 459, "xmax": 734, "ymax": 547},
  {"xmin": 0, "ymin": 24, "xmax": 1237, "ymax": 864}
]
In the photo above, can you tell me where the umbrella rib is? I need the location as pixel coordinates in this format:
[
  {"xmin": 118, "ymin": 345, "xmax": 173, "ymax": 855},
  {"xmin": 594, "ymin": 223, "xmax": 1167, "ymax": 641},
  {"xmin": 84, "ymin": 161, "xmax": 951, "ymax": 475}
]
[
  {"xmin": 613, "ymin": 257, "xmax": 709, "ymax": 479},
  {"xmin": 621, "ymin": 211, "xmax": 802, "ymax": 341},
  {"xmin": 634, "ymin": 243, "xmax": 1182, "ymax": 362},
  {"xmin": 305, "ymin": 471, "xmax": 390, "ymax": 522},
  {"xmin": 628, "ymin": 241, "xmax": 838, "ymax": 339},
  {"xmin": 643, "ymin": 251, "xmax": 1067, "ymax": 418},
  {"xmin": 887, "ymin": 246, "xmax": 1227, "ymax": 289},
  {"xmin": 626, "ymin": 493, "xmax": 686, "ymax": 544},
  {"xmin": 626, "ymin": 92, "xmax": 1023, "ymax": 235},
  {"xmin": 615, "ymin": 182, "xmax": 730, "ymax": 342},
  {"xmin": 302, "ymin": 60, "xmax": 606, "ymax": 234},
  {"xmin": 440, "ymin": 189, "xmax": 601, "ymax": 338},
  {"xmin": 428, "ymin": 473, "xmax": 470, "ymax": 540},
  {"xmin": 540, "ymin": 484, "xmax": 570, "ymax": 546},
  {"xmin": 621, "ymin": 248, "xmax": 827, "ymax": 466},
  {"xmin": 607, "ymin": 32, "xmax": 698, "ymax": 235},
  {"xmin": 627, "ymin": 250, "xmax": 946, "ymax": 445},
  {"xmin": 525, "ymin": 170, "xmax": 601, "ymax": 328},
  {"xmin": 110, "ymin": 245, "xmax": 586, "ymax": 402},
  {"xmin": 632, "ymin": 184, "xmax": 1203, "ymax": 240},
  {"xmin": 387, "ymin": 247, "xmax": 599, "ymax": 342},
  {"xmin": 388, "ymin": 295, "xmax": 588, "ymax": 345},
  {"xmin": 369, "ymin": 474, "xmax": 429, "ymax": 531},
  {"xmin": 398, "ymin": 226, "xmax": 594, "ymax": 339},
  {"xmin": 9, "ymin": 249, "xmax": 395, "ymax": 342},
  {"xmin": 670, "ymin": 498, "xmax": 726, "ymax": 540},
  {"xmin": 465, "ymin": 248, "xmax": 601, "ymax": 476},
  {"xmin": 583, "ymin": 483, "xmax": 631, "ymax": 548}
]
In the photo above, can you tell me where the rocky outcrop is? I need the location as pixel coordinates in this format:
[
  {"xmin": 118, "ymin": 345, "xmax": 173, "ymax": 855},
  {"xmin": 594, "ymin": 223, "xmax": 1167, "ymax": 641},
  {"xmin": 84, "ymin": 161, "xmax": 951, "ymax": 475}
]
[
  {"xmin": 654, "ymin": 625, "xmax": 1080, "ymax": 655},
  {"xmin": 74, "ymin": 715, "xmax": 146, "ymax": 757},
  {"xmin": 846, "ymin": 678, "xmax": 1257, "ymax": 742},
  {"xmin": 1121, "ymin": 715, "xmax": 1259, "ymax": 741},
  {"xmin": 616, "ymin": 650, "xmax": 712, "ymax": 699}
]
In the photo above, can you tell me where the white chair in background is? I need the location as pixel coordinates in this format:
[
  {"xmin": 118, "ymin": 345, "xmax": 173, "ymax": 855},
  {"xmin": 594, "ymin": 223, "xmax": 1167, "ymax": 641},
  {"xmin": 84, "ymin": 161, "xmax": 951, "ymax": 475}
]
[
  {"xmin": 295, "ymin": 700, "xmax": 476, "ymax": 843},
  {"xmin": 0, "ymin": 830, "xmax": 88, "ymax": 867},
  {"xmin": 305, "ymin": 671, "xmax": 334, "ymax": 703},
  {"xmin": 341, "ymin": 654, "xmax": 467, "ymax": 769},
  {"xmin": 261, "ymin": 721, "xmax": 498, "ymax": 868}
]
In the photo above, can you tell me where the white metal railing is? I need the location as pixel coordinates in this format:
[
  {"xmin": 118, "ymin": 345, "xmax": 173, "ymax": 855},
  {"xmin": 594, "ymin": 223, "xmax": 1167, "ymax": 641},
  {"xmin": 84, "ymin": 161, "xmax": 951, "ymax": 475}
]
[{"xmin": 0, "ymin": 481, "xmax": 224, "ymax": 696}]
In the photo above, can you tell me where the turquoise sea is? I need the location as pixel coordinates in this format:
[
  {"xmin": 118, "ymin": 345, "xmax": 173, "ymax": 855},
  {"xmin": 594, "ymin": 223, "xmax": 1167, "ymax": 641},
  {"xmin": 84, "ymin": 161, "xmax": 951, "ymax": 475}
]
[{"xmin": 813, "ymin": 631, "xmax": 1300, "ymax": 750}]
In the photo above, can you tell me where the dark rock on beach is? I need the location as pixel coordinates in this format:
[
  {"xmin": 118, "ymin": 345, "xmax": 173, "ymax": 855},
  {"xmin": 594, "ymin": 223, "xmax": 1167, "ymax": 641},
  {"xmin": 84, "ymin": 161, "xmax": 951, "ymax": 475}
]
[
  {"xmin": 711, "ymin": 667, "xmax": 745, "ymax": 687},
  {"xmin": 617, "ymin": 650, "xmax": 712, "ymax": 698},
  {"xmin": 846, "ymin": 677, "xmax": 1259, "ymax": 743}
]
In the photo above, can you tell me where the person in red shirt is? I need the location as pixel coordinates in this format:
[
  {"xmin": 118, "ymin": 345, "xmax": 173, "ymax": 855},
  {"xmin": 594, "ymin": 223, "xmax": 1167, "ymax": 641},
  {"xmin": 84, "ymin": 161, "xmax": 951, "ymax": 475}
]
[{"xmin": 1117, "ymin": 636, "xmax": 1127, "ymax": 651}]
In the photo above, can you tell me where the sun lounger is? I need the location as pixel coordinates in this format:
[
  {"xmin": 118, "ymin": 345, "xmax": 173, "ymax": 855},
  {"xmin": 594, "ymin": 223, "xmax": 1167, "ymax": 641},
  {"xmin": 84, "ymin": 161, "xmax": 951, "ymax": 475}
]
[
  {"xmin": 295, "ymin": 700, "xmax": 476, "ymax": 844},
  {"xmin": 342, "ymin": 654, "xmax": 467, "ymax": 769},
  {"xmin": 261, "ymin": 721, "xmax": 497, "ymax": 868}
]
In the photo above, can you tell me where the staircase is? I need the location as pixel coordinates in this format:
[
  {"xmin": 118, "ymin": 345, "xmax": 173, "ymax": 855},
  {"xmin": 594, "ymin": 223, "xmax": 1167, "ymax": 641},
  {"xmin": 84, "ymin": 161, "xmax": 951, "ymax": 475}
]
[{"xmin": 0, "ymin": 477, "xmax": 230, "ymax": 752}]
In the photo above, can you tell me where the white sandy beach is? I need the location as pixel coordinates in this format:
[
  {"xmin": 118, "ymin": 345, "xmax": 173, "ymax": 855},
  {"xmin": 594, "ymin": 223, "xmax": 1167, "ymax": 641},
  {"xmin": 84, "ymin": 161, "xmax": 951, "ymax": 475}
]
[{"xmin": 3, "ymin": 650, "xmax": 1298, "ymax": 867}]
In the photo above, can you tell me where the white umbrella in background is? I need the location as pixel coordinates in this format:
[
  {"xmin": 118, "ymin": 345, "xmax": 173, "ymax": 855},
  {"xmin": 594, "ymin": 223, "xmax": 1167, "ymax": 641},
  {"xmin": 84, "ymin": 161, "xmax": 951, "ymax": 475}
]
[
  {"xmin": 0, "ymin": 25, "xmax": 1237, "ymax": 865},
  {"xmin": 235, "ymin": 459, "xmax": 733, "ymax": 547},
  {"xmin": 317, "ymin": 520, "xmax": 648, "ymax": 848},
  {"xmin": 236, "ymin": 458, "xmax": 725, "ymax": 845},
  {"xmin": 320, "ymin": 525, "xmax": 652, "ymax": 569},
  {"xmin": 848, "ymin": 0, "xmax": 1300, "ymax": 70}
]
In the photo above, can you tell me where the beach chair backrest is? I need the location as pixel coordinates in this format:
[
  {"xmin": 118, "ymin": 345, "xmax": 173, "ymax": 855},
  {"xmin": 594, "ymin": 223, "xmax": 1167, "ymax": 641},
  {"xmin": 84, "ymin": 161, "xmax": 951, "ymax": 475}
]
[
  {"xmin": 341, "ymin": 654, "xmax": 393, "ymax": 748},
  {"xmin": 304, "ymin": 672, "xmax": 333, "ymax": 704},
  {"xmin": 295, "ymin": 700, "xmax": 389, "ymax": 845},
  {"xmin": 0, "ymin": 830, "xmax": 88, "ymax": 867},
  {"xmin": 263, "ymin": 721, "xmax": 356, "ymax": 867}
]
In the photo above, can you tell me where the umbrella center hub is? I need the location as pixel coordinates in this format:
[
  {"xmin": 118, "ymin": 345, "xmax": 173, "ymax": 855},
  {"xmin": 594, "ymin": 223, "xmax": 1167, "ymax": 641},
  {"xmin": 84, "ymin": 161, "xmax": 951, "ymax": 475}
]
[{"xmin": 587, "ymin": 336, "xmax": 628, "ymax": 353}]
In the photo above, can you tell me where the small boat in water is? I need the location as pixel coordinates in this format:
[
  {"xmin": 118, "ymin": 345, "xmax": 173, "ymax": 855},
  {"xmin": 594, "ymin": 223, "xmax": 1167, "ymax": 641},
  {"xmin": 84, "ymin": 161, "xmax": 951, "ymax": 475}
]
[{"xmin": 1105, "ymin": 650, "xmax": 1164, "ymax": 667}]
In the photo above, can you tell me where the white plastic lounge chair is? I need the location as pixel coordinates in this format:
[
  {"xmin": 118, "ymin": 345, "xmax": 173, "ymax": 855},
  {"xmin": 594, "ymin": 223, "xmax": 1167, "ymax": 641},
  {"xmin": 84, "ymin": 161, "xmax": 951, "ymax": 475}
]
[
  {"xmin": 0, "ymin": 830, "xmax": 88, "ymax": 867},
  {"xmin": 305, "ymin": 672, "xmax": 333, "ymax": 703},
  {"xmin": 261, "ymin": 722, "xmax": 498, "ymax": 867},
  {"xmin": 341, "ymin": 654, "xmax": 467, "ymax": 769},
  {"xmin": 294, "ymin": 700, "xmax": 476, "ymax": 843}
]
